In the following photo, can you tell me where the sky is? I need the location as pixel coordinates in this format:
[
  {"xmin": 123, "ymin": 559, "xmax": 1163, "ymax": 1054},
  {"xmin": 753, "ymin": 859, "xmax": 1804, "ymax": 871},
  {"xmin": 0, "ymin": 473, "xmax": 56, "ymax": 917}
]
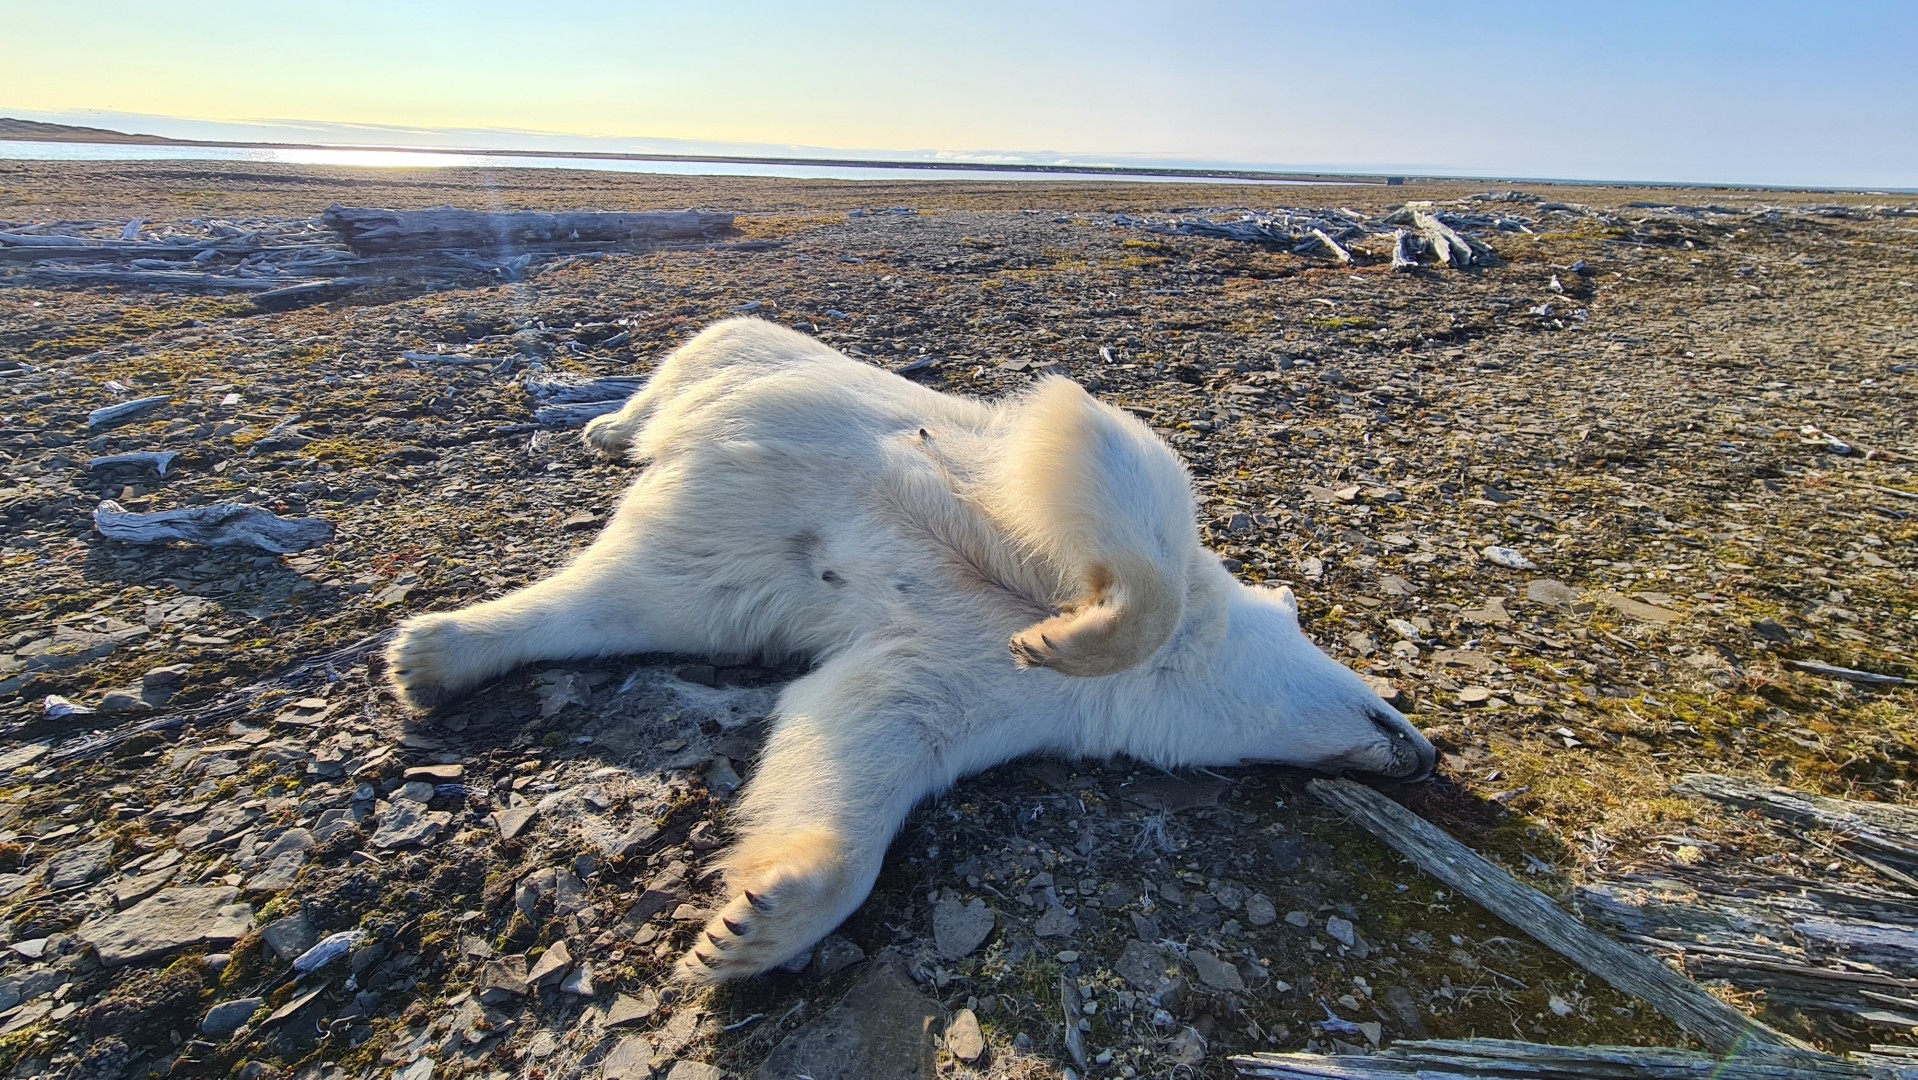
[{"xmin": 3, "ymin": 0, "xmax": 1915, "ymax": 188}]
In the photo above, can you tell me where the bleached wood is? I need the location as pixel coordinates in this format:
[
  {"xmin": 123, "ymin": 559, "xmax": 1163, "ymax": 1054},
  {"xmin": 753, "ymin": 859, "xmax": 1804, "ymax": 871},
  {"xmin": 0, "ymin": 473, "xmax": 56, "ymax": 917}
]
[
  {"xmin": 1234, "ymin": 1037, "xmax": 1868, "ymax": 1079},
  {"xmin": 93, "ymin": 500, "xmax": 334, "ymax": 553},
  {"xmin": 320, "ymin": 205, "xmax": 735, "ymax": 255},
  {"xmin": 1308, "ymin": 777, "xmax": 1819, "ymax": 1058}
]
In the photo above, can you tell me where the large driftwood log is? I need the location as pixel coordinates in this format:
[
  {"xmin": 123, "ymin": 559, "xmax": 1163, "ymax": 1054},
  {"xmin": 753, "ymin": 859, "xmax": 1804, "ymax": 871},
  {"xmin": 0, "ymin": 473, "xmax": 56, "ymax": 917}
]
[
  {"xmin": 321, "ymin": 205, "xmax": 736, "ymax": 255},
  {"xmin": 1677, "ymin": 773, "xmax": 1918, "ymax": 885},
  {"xmin": 1233, "ymin": 1038, "xmax": 1873, "ymax": 1079},
  {"xmin": 1307, "ymin": 778, "xmax": 1820, "ymax": 1059},
  {"xmin": 1575, "ymin": 870, "xmax": 1918, "ymax": 1022},
  {"xmin": 93, "ymin": 500, "xmax": 334, "ymax": 553}
]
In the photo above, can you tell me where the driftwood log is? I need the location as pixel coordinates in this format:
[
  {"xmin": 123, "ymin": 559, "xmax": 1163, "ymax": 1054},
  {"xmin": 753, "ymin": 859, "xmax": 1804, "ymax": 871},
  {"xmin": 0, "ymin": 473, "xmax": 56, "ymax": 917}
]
[
  {"xmin": 93, "ymin": 500, "xmax": 334, "ymax": 554},
  {"xmin": 320, "ymin": 205, "xmax": 736, "ymax": 255},
  {"xmin": 88, "ymin": 395, "xmax": 169, "ymax": 428},
  {"xmin": 1677, "ymin": 773, "xmax": 1918, "ymax": 886},
  {"xmin": 1307, "ymin": 778, "xmax": 1821, "ymax": 1059},
  {"xmin": 1575, "ymin": 869, "xmax": 1918, "ymax": 1025},
  {"xmin": 524, "ymin": 374, "xmax": 647, "ymax": 428},
  {"xmin": 1233, "ymin": 1038, "xmax": 1880, "ymax": 1079}
]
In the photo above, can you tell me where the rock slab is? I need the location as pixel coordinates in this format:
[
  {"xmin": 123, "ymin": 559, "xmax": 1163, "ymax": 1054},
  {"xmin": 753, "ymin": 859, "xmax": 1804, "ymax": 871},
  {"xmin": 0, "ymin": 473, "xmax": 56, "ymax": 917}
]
[
  {"xmin": 755, "ymin": 954, "xmax": 943, "ymax": 1080},
  {"xmin": 77, "ymin": 886, "xmax": 254, "ymax": 967}
]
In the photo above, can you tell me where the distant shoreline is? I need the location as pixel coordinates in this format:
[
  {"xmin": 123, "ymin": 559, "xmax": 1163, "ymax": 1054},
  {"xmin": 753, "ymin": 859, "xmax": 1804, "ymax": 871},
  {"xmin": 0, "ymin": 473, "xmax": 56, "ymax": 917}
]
[
  {"xmin": 2, "ymin": 119, "xmax": 1909, "ymax": 193},
  {"xmin": 0, "ymin": 127, "xmax": 1398, "ymax": 186}
]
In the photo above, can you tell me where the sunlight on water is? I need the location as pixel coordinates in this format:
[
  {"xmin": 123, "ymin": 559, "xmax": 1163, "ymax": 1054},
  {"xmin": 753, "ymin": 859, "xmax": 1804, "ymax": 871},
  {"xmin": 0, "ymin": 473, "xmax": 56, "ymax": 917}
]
[{"xmin": 0, "ymin": 140, "xmax": 1334, "ymax": 185}]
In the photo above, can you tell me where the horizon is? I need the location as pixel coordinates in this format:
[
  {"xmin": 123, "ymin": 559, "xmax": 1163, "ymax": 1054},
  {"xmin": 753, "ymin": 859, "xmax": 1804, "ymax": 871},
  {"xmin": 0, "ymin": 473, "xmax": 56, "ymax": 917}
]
[{"xmin": 4, "ymin": 1, "xmax": 1916, "ymax": 189}]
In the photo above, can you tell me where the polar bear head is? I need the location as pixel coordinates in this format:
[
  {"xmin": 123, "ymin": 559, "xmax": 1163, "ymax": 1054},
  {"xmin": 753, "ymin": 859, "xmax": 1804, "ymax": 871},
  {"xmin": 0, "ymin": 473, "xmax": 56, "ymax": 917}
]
[{"xmin": 1168, "ymin": 583, "xmax": 1437, "ymax": 781}]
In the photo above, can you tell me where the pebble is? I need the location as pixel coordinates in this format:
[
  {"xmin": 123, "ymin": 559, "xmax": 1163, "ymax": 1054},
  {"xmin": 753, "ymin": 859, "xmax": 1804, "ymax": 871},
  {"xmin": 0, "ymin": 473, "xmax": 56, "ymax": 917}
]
[
  {"xmin": 946, "ymin": 1007, "xmax": 986, "ymax": 1062},
  {"xmin": 1326, "ymin": 915, "xmax": 1357, "ymax": 947},
  {"xmin": 202, "ymin": 996, "xmax": 264, "ymax": 1037},
  {"xmin": 1480, "ymin": 545, "xmax": 1539, "ymax": 570},
  {"xmin": 1244, "ymin": 894, "xmax": 1278, "ymax": 927}
]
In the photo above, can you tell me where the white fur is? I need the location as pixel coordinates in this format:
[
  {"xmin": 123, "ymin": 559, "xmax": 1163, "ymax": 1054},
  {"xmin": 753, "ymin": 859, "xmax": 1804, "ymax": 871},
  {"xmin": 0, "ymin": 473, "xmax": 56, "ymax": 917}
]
[{"xmin": 386, "ymin": 318, "xmax": 1435, "ymax": 981}]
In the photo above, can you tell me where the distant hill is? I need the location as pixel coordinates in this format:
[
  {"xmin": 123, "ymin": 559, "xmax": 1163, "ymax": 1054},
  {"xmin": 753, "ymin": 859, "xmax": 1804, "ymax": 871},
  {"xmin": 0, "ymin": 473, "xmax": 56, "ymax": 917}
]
[{"xmin": 0, "ymin": 117, "xmax": 173, "ymax": 143}]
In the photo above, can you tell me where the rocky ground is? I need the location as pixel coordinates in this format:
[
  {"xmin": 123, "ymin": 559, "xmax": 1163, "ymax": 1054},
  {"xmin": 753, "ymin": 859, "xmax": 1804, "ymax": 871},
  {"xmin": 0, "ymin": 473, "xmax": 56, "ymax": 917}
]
[{"xmin": 0, "ymin": 160, "xmax": 1914, "ymax": 1079}]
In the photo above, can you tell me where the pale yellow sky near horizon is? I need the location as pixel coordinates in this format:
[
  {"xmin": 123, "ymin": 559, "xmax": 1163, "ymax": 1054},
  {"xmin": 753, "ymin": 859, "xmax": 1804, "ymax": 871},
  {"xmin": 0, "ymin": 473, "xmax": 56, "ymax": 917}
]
[{"xmin": 5, "ymin": 0, "xmax": 1915, "ymax": 185}]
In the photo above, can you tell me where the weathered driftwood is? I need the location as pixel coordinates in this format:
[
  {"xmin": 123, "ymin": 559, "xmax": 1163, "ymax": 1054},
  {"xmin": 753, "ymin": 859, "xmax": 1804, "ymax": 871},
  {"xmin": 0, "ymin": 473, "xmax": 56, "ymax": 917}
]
[
  {"xmin": 1677, "ymin": 774, "xmax": 1918, "ymax": 885},
  {"xmin": 93, "ymin": 500, "xmax": 334, "ymax": 554},
  {"xmin": 1233, "ymin": 1037, "xmax": 1870, "ymax": 1079},
  {"xmin": 87, "ymin": 395, "xmax": 169, "ymax": 428},
  {"xmin": 523, "ymin": 374, "xmax": 646, "ymax": 427},
  {"xmin": 524, "ymin": 374, "xmax": 648, "ymax": 405},
  {"xmin": 20, "ymin": 267, "xmax": 298, "ymax": 291},
  {"xmin": 1787, "ymin": 660, "xmax": 1911, "ymax": 687},
  {"xmin": 1310, "ymin": 227, "xmax": 1354, "ymax": 264},
  {"xmin": 88, "ymin": 451, "xmax": 179, "ymax": 476},
  {"xmin": 320, "ymin": 205, "xmax": 736, "ymax": 255},
  {"xmin": 1575, "ymin": 870, "xmax": 1918, "ymax": 1021},
  {"xmin": 1412, "ymin": 210, "xmax": 1481, "ymax": 268},
  {"xmin": 1307, "ymin": 778, "xmax": 1819, "ymax": 1058},
  {"xmin": 1389, "ymin": 229, "xmax": 1418, "ymax": 271}
]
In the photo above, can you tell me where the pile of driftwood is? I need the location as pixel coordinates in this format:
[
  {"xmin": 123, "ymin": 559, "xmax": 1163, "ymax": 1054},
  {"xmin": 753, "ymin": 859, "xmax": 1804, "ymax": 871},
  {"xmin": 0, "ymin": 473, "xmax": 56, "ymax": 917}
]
[
  {"xmin": 0, "ymin": 206, "xmax": 747, "ymax": 309},
  {"xmin": 1120, "ymin": 198, "xmax": 1918, "ymax": 270},
  {"xmin": 1231, "ymin": 778, "xmax": 1918, "ymax": 1080}
]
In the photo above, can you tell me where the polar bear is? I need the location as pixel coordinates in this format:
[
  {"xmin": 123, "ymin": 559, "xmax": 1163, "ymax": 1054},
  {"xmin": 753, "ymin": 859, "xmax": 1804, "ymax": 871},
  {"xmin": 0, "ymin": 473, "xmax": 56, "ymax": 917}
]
[{"xmin": 386, "ymin": 317, "xmax": 1435, "ymax": 982}]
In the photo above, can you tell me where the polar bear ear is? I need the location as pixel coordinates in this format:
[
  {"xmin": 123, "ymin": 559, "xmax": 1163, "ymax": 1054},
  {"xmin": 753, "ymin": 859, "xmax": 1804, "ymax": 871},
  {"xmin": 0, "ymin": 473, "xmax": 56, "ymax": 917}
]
[{"xmin": 1271, "ymin": 585, "xmax": 1300, "ymax": 623}]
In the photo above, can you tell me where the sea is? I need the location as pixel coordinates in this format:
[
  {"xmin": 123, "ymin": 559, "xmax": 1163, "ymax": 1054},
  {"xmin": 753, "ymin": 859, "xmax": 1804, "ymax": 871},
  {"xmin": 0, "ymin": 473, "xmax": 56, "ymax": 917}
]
[{"xmin": 0, "ymin": 139, "xmax": 1331, "ymax": 185}]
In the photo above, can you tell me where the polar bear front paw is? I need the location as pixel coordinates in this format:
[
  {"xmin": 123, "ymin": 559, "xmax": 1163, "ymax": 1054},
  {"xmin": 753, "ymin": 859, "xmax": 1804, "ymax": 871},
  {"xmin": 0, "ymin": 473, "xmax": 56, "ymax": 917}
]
[
  {"xmin": 674, "ymin": 828, "xmax": 861, "ymax": 983},
  {"xmin": 385, "ymin": 613, "xmax": 480, "ymax": 711},
  {"xmin": 582, "ymin": 413, "xmax": 641, "ymax": 460}
]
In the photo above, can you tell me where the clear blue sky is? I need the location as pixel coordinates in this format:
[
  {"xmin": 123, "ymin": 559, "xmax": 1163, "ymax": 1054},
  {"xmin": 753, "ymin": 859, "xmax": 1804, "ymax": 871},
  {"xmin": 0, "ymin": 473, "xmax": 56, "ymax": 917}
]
[{"xmin": 3, "ymin": 0, "xmax": 1914, "ymax": 187}]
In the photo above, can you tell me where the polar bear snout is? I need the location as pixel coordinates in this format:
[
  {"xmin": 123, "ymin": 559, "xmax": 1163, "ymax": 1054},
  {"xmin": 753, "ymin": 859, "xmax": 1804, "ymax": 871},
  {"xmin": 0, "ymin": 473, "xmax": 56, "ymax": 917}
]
[{"xmin": 1363, "ymin": 705, "xmax": 1438, "ymax": 782}]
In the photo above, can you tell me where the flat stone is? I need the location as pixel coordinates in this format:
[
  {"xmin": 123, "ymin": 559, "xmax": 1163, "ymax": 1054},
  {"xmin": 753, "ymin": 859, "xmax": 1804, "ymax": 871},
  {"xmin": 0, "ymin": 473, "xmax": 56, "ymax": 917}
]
[
  {"xmin": 1245, "ymin": 894, "xmax": 1278, "ymax": 927},
  {"xmin": 261, "ymin": 912, "xmax": 318, "ymax": 960},
  {"xmin": 404, "ymin": 764, "xmax": 464, "ymax": 783},
  {"xmin": 815, "ymin": 934, "xmax": 866, "ymax": 975},
  {"xmin": 946, "ymin": 1007, "xmax": 986, "ymax": 1062},
  {"xmin": 77, "ymin": 886, "xmax": 254, "ymax": 967},
  {"xmin": 932, "ymin": 894, "xmax": 994, "ymax": 960},
  {"xmin": 1114, "ymin": 939, "xmax": 1179, "ymax": 996},
  {"xmin": 397, "ymin": 781, "xmax": 437, "ymax": 803},
  {"xmin": 528, "ymin": 940, "xmax": 572, "ymax": 985},
  {"xmin": 1189, "ymin": 949, "xmax": 1245, "ymax": 992},
  {"xmin": 1034, "ymin": 905, "xmax": 1079, "ymax": 938},
  {"xmin": 754, "ymin": 954, "xmax": 942, "ymax": 1080},
  {"xmin": 494, "ymin": 806, "xmax": 538, "ymax": 840},
  {"xmin": 370, "ymin": 803, "xmax": 450, "ymax": 849},
  {"xmin": 1526, "ymin": 579, "xmax": 1581, "ymax": 607},
  {"xmin": 479, "ymin": 955, "xmax": 531, "ymax": 1004},
  {"xmin": 560, "ymin": 961, "xmax": 596, "ymax": 996},
  {"xmin": 1600, "ymin": 591, "xmax": 1685, "ymax": 623},
  {"xmin": 605, "ymin": 989, "xmax": 660, "ymax": 1027},
  {"xmin": 664, "ymin": 1063, "xmax": 722, "ymax": 1080},
  {"xmin": 45, "ymin": 839, "xmax": 115, "ymax": 890},
  {"xmin": 599, "ymin": 1035, "xmax": 653, "ymax": 1079},
  {"xmin": 202, "ymin": 996, "xmax": 264, "ymax": 1037}
]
